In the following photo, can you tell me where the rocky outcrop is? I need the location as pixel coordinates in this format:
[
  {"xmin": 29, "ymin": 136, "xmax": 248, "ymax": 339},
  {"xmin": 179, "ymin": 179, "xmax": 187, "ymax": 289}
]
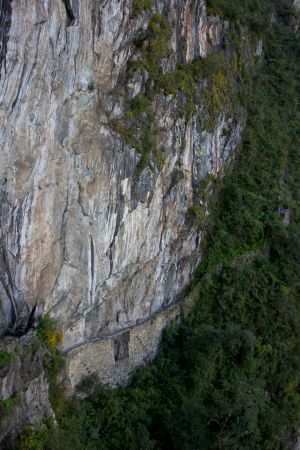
[
  {"xmin": 0, "ymin": 334, "xmax": 55, "ymax": 447},
  {"xmin": 0, "ymin": 0, "xmax": 244, "ymax": 387}
]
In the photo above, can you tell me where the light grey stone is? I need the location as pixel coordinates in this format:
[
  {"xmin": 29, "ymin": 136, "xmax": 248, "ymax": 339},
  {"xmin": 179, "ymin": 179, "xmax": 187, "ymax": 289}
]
[{"xmin": 0, "ymin": 0, "xmax": 244, "ymax": 397}]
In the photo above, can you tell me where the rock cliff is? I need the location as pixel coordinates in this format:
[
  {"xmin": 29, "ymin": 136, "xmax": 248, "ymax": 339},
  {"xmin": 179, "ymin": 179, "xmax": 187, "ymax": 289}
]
[
  {"xmin": 0, "ymin": 334, "xmax": 55, "ymax": 447},
  {"xmin": 0, "ymin": 0, "xmax": 244, "ymax": 389}
]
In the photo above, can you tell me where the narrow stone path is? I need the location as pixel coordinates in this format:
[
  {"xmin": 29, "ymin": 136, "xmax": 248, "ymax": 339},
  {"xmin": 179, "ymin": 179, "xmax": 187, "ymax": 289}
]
[{"xmin": 65, "ymin": 299, "xmax": 181, "ymax": 354}]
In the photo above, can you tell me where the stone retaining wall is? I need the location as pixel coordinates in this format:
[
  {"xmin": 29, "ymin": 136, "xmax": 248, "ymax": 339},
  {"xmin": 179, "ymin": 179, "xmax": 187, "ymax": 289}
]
[{"xmin": 66, "ymin": 303, "xmax": 181, "ymax": 388}]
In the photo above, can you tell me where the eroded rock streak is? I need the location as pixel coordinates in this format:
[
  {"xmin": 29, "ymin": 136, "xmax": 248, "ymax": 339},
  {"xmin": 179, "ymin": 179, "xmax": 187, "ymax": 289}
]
[{"xmin": 0, "ymin": 0, "xmax": 243, "ymax": 381}]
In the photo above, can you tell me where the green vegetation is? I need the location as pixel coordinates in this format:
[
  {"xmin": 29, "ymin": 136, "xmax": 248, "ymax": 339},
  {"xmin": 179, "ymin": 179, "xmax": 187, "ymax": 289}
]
[
  {"xmin": 0, "ymin": 351, "xmax": 18, "ymax": 427},
  {"xmin": 87, "ymin": 82, "xmax": 95, "ymax": 91},
  {"xmin": 37, "ymin": 314, "xmax": 63, "ymax": 352},
  {"xmin": 114, "ymin": 24, "xmax": 244, "ymax": 169},
  {"xmin": 0, "ymin": 392, "xmax": 20, "ymax": 425},
  {"xmin": 132, "ymin": 0, "xmax": 152, "ymax": 18},
  {"xmin": 187, "ymin": 173, "xmax": 217, "ymax": 224},
  {"xmin": 156, "ymin": 48, "xmax": 242, "ymax": 129},
  {"xmin": 207, "ymin": 0, "xmax": 295, "ymax": 32},
  {"xmin": 115, "ymin": 4, "xmax": 250, "ymax": 171},
  {"xmin": 0, "ymin": 351, "xmax": 13, "ymax": 369},
  {"xmin": 12, "ymin": 0, "xmax": 300, "ymax": 449},
  {"xmin": 141, "ymin": 12, "xmax": 171, "ymax": 77},
  {"xmin": 36, "ymin": 315, "xmax": 65, "ymax": 417},
  {"xmin": 0, "ymin": 317, "xmax": 64, "ymax": 432},
  {"xmin": 117, "ymin": 0, "xmax": 298, "ymax": 175},
  {"xmin": 111, "ymin": 12, "xmax": 171, "ymax": 171}
]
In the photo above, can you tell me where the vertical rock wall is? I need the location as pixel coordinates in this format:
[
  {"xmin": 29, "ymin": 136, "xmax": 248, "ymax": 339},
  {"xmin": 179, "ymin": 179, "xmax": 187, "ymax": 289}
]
[{"xmin": 0, "ymin": 0, "xmax": 243, "ymax": 383}]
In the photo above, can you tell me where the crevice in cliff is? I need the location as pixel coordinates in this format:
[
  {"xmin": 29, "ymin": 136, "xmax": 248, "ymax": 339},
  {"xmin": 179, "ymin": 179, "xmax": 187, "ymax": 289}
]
[
  {"xmin": 108, "ymin": 193, "xmax": 125, "ymax": 278},
  {"xmin": 8, "ymin": 303, "xmax": 37, "ymax": 337},
  {"xmin": 61, "ymin": 191, "xmax": 69, "ymax": 263},
  {"xmin": 0, "ymin": 242, "xmax": 18, "ymax": 327},
  {"xmin": 0, "ymin": 0, "xmax": 13, "ymax": 78},
  {"xmin": 0, "ymin": 238, "xmax": 34, "ymax": 337},
  {"xmin": 10, "ymin": 63, "xmax": 27, "ymax": 112},
  {"xmin": 77, "ymin": 183, "xmax": 89, "ymax": 216},
  {"xmin": 62, "ymin": 0, "xmax": 76, "ymax": 27},
  {"xmin": 89, "ymin": 236, "xmax": 95, "ymax": 305}
]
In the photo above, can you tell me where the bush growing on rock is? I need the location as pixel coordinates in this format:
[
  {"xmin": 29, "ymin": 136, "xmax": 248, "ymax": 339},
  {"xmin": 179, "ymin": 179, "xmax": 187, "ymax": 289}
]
[{"xmin": 37, "ymin": 315, "xmax": 63, "ymax": 352}]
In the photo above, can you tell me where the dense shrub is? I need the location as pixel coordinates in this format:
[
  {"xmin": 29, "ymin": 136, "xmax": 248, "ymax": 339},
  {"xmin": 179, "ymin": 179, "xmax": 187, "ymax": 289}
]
[{"xmin": 37, "ymin": 315, "xmax": 63, "ymax": 352}]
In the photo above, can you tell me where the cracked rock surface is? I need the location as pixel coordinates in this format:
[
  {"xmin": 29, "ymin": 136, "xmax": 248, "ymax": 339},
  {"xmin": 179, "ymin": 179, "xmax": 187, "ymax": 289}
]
[
  {"xmin": 0, "ymin": 334, "xmax": 55, "ymax": 448},
  {"xmin": 0, "ymin": 0, "xmax": 242, "ymax": 358}
]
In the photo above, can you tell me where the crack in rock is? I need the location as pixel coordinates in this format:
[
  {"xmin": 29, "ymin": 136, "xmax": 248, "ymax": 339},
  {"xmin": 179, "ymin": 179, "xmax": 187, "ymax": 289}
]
[{"xmin": 0, "ymin": 0, "xmax": 13, "ymax": 77}]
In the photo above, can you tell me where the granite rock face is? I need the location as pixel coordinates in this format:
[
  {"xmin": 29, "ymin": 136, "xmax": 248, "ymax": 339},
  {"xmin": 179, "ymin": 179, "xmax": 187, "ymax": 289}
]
[
  {"xmin": 0, "ymin": 335, "xmax": 55, "ymax": 447},
  {"xmin": 0, "ymin": 0, "xmax": 243, "ymax": 380}
]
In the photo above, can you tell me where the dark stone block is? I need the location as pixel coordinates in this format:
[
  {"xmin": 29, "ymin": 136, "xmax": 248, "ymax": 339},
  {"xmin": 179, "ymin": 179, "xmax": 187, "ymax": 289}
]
[{"xmin": 114, "ymin": 331, "xmax": 130, "ymax": 361}]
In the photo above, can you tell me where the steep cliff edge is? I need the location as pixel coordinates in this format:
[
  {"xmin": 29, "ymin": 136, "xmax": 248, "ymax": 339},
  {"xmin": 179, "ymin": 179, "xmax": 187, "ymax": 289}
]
[
  {"xmin": 0, "ymin": 0, "xmax": 247, "ymax": 382},
  {"xmin": 1, "ymin": 0, "xmax": 300, "ymax": 448}
]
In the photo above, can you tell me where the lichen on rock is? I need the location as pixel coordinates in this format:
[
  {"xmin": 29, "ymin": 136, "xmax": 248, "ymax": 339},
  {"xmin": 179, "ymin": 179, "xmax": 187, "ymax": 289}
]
[{"xmin": 0, "ymin": 334, "xmax": 55, "ymax": 448}]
